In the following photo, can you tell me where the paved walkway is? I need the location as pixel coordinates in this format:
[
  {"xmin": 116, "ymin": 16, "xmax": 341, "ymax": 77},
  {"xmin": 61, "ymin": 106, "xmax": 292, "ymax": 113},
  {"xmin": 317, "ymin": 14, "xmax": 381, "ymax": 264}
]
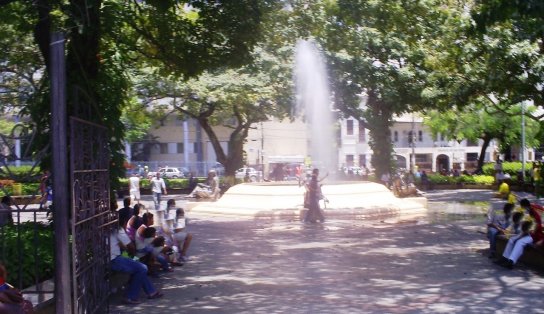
[{"xmin": 109, "ymin": 190, "xmax": 544, "ymax": 314}]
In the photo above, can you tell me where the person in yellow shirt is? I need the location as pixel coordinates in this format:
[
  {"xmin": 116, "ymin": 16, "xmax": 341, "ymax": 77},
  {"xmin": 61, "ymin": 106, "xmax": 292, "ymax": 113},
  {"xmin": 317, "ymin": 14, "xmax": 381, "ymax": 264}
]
[
  {"xmin": 533, "ymin": 162, "xmax": 542, "ymax": 199},
  {"xmin": 496, "ymin": 180, "xmax": 510, "ymax": 199}
]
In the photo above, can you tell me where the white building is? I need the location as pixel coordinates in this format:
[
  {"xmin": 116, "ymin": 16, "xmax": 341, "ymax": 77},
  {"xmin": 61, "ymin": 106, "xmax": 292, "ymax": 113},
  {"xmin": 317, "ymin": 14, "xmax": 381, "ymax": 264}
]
[
  {"xmin": 138, "ymin": 112, "xmax": 535, "ymax": 176},
  {"xmin": 337, "ymin": 113, "xmax": 535, "ymax": 173}
]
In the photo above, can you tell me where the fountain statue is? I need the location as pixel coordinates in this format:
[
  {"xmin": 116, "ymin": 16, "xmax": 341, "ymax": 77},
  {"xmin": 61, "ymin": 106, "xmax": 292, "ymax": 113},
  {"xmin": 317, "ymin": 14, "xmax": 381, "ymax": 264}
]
[{"xmin": 189, "ymin": 39, "xmax": 427, "ymax": 220}]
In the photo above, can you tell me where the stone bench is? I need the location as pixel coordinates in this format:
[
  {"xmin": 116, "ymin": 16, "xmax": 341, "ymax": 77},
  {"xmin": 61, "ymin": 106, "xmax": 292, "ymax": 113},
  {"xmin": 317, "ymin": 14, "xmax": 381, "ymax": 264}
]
[{"xmin": 496, "ymin": 235, "xmax": 544, "ymax": 270}]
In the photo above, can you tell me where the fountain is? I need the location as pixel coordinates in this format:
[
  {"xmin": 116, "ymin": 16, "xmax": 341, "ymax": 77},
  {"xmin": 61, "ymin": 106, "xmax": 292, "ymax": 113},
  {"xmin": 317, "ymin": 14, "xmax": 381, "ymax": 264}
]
[
  {"xmin": 188, "ymin": 39, "xmax": 427, "ymax": 220},
  {"xmin": 294, "ymin": 40, "xmax": 336, "ymax": 171}
]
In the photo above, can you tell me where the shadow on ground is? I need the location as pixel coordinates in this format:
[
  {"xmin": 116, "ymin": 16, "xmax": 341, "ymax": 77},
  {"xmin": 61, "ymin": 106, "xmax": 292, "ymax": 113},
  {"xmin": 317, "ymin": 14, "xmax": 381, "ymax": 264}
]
[{"xmin": 109, "ymin": 198, "xmax": 544, "ymax": 314}]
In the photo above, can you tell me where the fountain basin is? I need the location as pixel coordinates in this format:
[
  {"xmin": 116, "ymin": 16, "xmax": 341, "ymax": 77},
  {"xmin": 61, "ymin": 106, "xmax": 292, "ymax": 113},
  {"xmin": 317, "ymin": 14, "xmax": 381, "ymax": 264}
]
[{"xmin": 188, "ymin": 181, "xmax": 427, "ymax": 220}]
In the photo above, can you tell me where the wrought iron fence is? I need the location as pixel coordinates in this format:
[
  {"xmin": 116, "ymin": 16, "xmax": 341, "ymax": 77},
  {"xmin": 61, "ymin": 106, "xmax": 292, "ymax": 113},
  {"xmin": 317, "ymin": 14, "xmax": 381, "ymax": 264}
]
[{"xmin": 0, "ymin": 122, "xmax": 54, "ymax": 307}]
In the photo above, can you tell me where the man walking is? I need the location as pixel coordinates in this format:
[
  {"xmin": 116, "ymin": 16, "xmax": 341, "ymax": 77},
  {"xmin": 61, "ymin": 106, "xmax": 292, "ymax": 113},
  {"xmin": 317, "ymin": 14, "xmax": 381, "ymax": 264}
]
[
  {"xmin": 150, "ymin": 172, "xmax": 167, "ymax": 210},
  {"xmin": 129, "ymin": 173, "xmax": 141, "ymax": 204}
]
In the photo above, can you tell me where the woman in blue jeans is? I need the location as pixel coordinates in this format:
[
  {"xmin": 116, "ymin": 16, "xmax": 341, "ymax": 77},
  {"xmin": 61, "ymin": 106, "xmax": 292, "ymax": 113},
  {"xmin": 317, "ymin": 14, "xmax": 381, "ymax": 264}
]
[{"xmin": 110, "ymin": 219, "xmax": 163, "ymax": 304}]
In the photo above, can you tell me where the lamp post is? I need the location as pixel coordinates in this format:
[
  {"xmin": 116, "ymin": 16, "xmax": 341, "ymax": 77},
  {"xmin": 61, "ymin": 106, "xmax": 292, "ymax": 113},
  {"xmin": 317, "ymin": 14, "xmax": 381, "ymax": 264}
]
[
  {"xmin": 411, "ymin": 114, "xmax": 416, "ymax": 173},
  {"xmin": 521, "ymin": 102, "xmax": 526, "ymax": 181}
]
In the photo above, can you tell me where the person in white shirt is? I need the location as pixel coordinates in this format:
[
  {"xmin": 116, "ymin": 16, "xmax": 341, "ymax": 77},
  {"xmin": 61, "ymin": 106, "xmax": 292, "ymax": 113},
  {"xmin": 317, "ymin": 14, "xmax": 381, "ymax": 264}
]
[
  {"xmin": 110, "ymin": 219, "xmax": 163, "ymax": 304},
  {"xmin": 129, "ymin": 173, "xmax": 141, "ymax": 204},
  {"xmin": 150, "ymin": 172, "xmax": 167, "ymax": 210}
]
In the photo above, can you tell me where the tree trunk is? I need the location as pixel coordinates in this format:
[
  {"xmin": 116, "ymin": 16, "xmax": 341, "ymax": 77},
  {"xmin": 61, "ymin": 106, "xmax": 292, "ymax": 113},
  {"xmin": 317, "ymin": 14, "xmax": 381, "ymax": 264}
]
[
  {"xmin": 476, "ymin": 135, "xmax": 492, "ymax": 174},
  {"xmin": 197, "ymin": 116, "xmax": 248, "ymax": 178},
  {"xmin": 366, "ymin": 94, "xmax": 394, "ymax": 179}
]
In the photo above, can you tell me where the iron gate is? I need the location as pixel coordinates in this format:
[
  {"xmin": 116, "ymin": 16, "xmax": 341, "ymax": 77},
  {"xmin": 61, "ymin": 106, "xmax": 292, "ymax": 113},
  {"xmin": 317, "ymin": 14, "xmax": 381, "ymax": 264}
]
[{"xmin": 70, "ymin": 116, "xmax": 115, "ymax": 313}]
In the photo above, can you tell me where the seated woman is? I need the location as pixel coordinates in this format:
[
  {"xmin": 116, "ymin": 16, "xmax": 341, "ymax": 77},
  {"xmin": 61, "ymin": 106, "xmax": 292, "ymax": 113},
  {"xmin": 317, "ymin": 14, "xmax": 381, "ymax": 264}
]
[
  {"xmin": 126, "ymin": 204, "xmax": 144, "ymax": 242},
  {"xmin": 110, "ymin": 219, "xmax": 163, "ymax": 304},
  {"xmin": 187, "ymin": 170, "xmax": 220, "ymax": 200},
  {"xmin": 135, "ymin": 226, "xmax": 172, "ymax": 273}
]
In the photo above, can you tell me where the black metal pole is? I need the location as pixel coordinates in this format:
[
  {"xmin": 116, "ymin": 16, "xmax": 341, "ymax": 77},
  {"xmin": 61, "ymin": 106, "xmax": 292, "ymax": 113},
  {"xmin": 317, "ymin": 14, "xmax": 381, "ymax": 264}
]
[{"xmin": 50, "ymin": 32, "xmax": 72, "ymax": 313}]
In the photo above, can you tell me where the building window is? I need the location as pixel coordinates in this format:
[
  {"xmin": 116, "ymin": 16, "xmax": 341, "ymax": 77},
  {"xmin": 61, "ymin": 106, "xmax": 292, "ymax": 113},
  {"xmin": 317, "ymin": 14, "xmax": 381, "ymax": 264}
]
[
  {"xmin": 177, "ymin": 143, "xmax": 184, "ymax": 154},
  {"xmin": 358, "ymin": 124, "xmax": 366, "ymax": 142},
  {"xmin": 346, "ymin": 155, "xmax": 354, "ymax": 167},
  {"xmin": 467, "ymin": 153, "xmax": 478, "ymax": 161},
  {"xmin": 159, "ymin": 143, "xmax": 168, "ymax": 154},
  {"xmin": 415, "ymin": 154, "xmax": 428, "ymax": 162},
  {"xmin": 193, "ymin": 142, "xmax": 202, "ymax": 154},
  {"xmin": 347, "ymin": 120, "xmax": 354, "ymax": 135},
  {"xmin": 418, "ymin": 130, "xmax": 423, "ymax": 142},
  {"xmin": 408, "ymin": 131, "xmax": 414, "ymax": 144},
  {"xmin": 393, "ymin": 131, "xmax": 398, "ymax": 142},
  {"xmin": 359, "ymin": 154, "xmax": 366, "ymax": 167}
]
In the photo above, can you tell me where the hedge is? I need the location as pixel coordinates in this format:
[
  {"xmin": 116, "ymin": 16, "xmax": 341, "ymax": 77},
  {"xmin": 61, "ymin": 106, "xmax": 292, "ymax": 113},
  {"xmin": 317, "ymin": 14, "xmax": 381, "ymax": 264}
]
[
  {"xmin": 482, "ymin": 161, "xmax": 533, "ymax": 178},
  {"xmin": 0, "ymin": 165, "xmax": 42, "ymax": 183},
  {"xmin": 0, "ymin": 222, "xmax": 54, "ymax": 289},
  {"xmin": 423, "ymin": 174, "xmax": 495, "ymax": 186}
]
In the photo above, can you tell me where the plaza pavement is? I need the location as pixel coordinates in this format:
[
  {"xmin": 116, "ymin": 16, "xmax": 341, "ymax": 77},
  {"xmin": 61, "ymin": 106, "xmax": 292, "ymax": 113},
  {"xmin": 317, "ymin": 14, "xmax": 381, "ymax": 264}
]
[{"xmin": 109, "ymin": 189, "xmax": 544, "ymax": 314}]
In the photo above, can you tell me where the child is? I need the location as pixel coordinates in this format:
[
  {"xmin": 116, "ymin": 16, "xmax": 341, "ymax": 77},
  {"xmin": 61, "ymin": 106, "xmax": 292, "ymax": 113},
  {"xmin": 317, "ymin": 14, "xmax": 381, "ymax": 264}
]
[
  {"xmin": 0, "ymin": 263, "xmax": 9, "ymax": 291},
  {"xmin": 487, "ymin": 203, "xmax": 514, "ymax": 258},
  {"xmin": 0, "ymin": 263, "xmax": 34, "ymax": 313},
  {"xmin": 498, "ymin": 220, "xmax": 533, "ymax": 269},
  {"xmin": 173, "ymin": 208, "xmax": 192, "ymax": 262}
]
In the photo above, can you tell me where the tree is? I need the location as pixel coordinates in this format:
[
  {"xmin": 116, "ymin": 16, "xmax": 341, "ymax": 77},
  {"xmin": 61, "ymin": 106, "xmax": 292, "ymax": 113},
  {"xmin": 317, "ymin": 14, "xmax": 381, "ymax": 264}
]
[
  {"xmin": 136, "ymin": 43, "xmax": 294, "ymax": 178},
  {"xmin": 470, "ymin": 1, "xmax": 544, "ymax": 119},
  {"xmin": 0, "ymin": 3, "xmax": 43, "ymax": 114},
  {"xmin": 0, "ymin": 0, "xmax": 277, "ymax": 183},
  {"xmin": 424, "ymin": 102, "xmax": 540, "ymax": 173},
  {"xmin": 322, "ymin": 0, "xmax": 444, "ymax": 177}
]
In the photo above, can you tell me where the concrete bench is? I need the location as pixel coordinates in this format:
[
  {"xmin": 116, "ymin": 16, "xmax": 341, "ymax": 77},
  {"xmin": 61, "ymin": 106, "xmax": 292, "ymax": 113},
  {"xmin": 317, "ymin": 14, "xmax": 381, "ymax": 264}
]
[
  {"xmin": 496, "ymin": 235, "xmax": 544, "ymax": 270},
  {"xmin": 109, "ymin": 271, "xmax": 131, "ymax": 295}
]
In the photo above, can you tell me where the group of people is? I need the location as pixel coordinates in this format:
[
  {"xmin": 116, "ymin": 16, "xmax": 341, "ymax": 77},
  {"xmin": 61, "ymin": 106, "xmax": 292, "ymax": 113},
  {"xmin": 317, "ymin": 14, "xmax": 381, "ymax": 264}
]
[
  {"xmin": 487, "ymin": 196, "xmax": 543, "ymax": 269},
  {"xmin": 110, "ymin": 197, "xmax": 193, "ymax": 304},
  {"xmin": 130, "ymin": 169, "xmax": 221, "ymax": 204}
]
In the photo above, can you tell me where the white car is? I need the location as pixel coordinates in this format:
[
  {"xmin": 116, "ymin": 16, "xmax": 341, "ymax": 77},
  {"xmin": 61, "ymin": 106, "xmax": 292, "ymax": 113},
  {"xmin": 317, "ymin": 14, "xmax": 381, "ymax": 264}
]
[
  {"xmin": 235, "ymin": 167, "xmax": 262, "ymax": 182},
  {"xmin": 148, "ymin": 167, "xmax": 185, "ymax": 179}
]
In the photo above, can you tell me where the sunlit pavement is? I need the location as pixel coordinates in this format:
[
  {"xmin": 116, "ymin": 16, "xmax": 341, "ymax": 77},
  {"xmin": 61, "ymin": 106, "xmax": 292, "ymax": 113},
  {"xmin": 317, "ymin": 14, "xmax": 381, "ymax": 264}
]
[{"xmin": 110, "ymin": 190, "xmax": 544, "ymax": 313}]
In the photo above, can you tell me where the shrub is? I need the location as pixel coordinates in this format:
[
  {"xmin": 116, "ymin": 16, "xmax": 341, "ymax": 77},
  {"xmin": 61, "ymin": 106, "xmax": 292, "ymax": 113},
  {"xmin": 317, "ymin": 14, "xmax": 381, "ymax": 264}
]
[
  {"xmin": 428, "ymin": 174, "xmax": 456, "ymax": 184},
  {"xmin": 482, "ymin": 161, "xmax": 532, "ymax": 177},
  {"xmin": 458, "ymin": 175, "xmax": 495, "ymax": 185},
  {"xmin": 0, "ymin": 222, "xmax": 54, "ymax": 289},
  {"xmin": 0, "ymin": 165, "xmax": 41, "ymax": 183},
  {"xmin": 0, "ymin": 183, "xmax": 40, "ymax": 197},
  {"xmin": 426, "ymin": 174, "xmax": 494, "ymax": 186}
]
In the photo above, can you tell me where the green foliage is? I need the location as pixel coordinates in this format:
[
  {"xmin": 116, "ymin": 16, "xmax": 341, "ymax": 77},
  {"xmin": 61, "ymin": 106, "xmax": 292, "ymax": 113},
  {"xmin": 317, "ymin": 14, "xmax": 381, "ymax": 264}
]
[
  {"xmin": 481, "ymin": 161, "xmax": 532, "ymax": 177},
  {"xmin": 119, "ymin": 178, "xmax": 204, "ymax": 189},
  {"xmin": 0, "ymin": 183, "xmax": 40, "ymax": 197},
  {"xmin": 428, "ymin": 174, "xmax": 457, "ymax": 184},
  {"xmin": 0, "ymin": 222, "xmax": 54, "ymax": 289},
  {"xmin": 458, "ymin": 175, "xmax": 495, "ymax": 185},
  {"xmin": 0, "ymin": 165, "xmax": 41, "ymax": 183},
  {"xmin": 426, "ymin": 174, "xmax": 494, "ymax": 185},
  {"xmin": 322, "ymin": 0, "xmax": 446, "ymax": 178}
]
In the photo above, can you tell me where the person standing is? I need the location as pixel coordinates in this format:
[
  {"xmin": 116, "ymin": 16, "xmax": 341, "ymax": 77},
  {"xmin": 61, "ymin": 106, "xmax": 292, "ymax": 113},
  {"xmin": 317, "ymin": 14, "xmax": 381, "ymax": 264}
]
[
  {"xmin": 0, "ymin": 196, "xmax": 13, "ymax": 226},
  {"xmin": 304, "ymin": 168, "xmax": 325, "ymax": 223},
  {"xmin": 129, "ymin": 173, "xmax": 141, "ymax": 204},
  {"xmin": 150, "ymin": 172, "xmax": 167, "ymax": 210}
]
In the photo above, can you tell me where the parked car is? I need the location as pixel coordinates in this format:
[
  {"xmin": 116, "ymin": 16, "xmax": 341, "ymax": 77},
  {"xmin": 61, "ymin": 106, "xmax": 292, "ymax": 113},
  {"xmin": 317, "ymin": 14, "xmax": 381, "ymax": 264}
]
[
  {"xmin": 147, "ymin": 167, "xmax": 186, "ymax": 179},
  {"xmin": 235, "ymin": 167, "xmax": 262, "ymax": 182}
]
